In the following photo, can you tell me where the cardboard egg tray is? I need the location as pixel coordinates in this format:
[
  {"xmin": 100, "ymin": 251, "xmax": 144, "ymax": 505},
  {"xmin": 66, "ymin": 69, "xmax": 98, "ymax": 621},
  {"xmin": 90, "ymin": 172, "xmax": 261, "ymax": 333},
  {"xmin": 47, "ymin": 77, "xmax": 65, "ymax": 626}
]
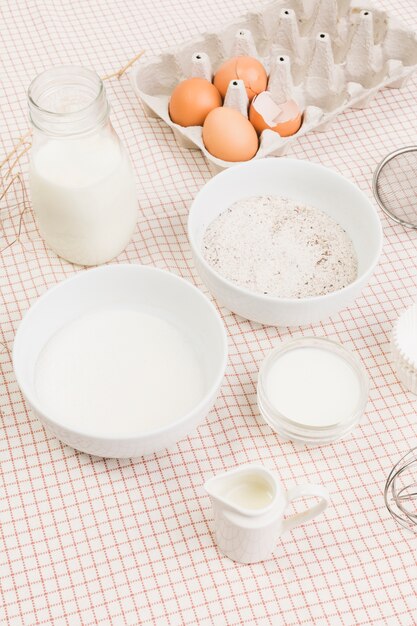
[{"xmin": 131, "ymin": 0, "xmax": 417, "ymax": 173}]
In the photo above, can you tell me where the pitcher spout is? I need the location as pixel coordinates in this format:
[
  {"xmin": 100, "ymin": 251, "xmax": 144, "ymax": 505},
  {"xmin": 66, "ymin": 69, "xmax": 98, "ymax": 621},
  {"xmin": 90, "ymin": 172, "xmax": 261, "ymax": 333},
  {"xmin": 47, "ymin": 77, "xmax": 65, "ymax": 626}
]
[{"xmin": 204, "ymin": 465, "xmax": 280, "ymax": 517}]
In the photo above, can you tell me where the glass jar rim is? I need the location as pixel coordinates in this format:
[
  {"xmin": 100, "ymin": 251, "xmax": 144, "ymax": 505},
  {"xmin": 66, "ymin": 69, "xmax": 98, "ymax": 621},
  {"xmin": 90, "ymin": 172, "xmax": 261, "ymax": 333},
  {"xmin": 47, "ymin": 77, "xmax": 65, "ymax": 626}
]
[
  {"xmin": 257, "ymin": 336, "xmax": 369, "ymax": 445},
  {"xmin": 28, "ymin": 65, "xmax": 108, "ymax": 135}
]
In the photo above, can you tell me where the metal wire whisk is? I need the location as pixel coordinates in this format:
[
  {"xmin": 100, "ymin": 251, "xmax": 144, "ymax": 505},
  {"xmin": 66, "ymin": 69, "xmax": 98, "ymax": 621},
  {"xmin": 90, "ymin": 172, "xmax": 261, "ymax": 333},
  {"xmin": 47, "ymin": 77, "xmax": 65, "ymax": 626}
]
[{"xmin": 385, "ymin": 446, "xmax": 417, "ymax": 532}]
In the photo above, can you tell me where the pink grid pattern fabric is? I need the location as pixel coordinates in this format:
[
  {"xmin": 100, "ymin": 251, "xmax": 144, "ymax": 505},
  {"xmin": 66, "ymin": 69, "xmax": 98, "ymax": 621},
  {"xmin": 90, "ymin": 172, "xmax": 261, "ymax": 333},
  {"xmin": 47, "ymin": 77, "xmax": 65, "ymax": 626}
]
[{"xmin": 1, "ymin": 0, "xmax": 417, "ymax": 624}]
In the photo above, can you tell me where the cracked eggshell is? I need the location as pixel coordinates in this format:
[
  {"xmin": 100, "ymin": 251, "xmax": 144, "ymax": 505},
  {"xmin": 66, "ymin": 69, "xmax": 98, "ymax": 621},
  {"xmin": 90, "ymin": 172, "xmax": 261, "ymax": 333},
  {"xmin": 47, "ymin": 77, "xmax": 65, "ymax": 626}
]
[
  {"xmin": 202, "ymin": 107, "xmax": 259, "ymax": 162},
  {"xmin": 213, "ymin": 56, "xmax": 268, "ymax": 102},
  {"xmin": 249, "ymin": 92, "xmax": 302, "ymax": 137},
  {"xmin": 169, "ymin": 77, "xmax": 222, "ymax": 127}
]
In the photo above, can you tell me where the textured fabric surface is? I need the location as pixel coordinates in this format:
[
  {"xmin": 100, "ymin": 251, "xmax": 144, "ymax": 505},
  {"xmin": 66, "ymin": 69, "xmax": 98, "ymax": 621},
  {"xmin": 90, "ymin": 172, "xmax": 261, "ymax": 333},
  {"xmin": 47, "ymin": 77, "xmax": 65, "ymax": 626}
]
[{"xmin": 1, "ymin": 1, "xmax": 417, "ymax": 624}]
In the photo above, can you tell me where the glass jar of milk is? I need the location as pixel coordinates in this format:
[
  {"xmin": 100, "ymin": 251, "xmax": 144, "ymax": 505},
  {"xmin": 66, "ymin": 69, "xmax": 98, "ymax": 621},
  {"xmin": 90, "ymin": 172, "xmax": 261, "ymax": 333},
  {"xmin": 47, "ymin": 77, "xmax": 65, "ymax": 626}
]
[{"xmin": 28, "ymin": 66, "xmax": 137, "ymax": 266}]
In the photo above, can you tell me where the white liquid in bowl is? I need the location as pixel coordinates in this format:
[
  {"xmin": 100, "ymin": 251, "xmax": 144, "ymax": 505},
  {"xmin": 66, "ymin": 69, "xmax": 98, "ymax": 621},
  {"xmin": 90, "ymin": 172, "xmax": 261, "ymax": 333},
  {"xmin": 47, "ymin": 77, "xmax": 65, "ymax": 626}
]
[
  {"xmin": 265, "ymin": 346, "xmax": 362, "ymax": 428},
  {"xmin": 34, "ymin": 309, "xmax": 204, "ymax": 436}
]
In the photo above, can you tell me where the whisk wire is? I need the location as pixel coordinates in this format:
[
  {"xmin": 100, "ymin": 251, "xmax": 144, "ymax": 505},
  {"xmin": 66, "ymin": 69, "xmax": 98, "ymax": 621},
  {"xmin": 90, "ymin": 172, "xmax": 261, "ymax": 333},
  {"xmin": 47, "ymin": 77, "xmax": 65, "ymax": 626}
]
[{"xmin": 385, "ymin": 446, "xmax": 417, "ymax": 532}]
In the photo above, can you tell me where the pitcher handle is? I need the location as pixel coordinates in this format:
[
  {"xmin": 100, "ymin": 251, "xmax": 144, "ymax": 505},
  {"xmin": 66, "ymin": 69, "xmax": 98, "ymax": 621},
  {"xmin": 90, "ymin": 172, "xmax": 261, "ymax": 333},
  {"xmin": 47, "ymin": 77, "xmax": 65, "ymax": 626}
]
[{"xmin": 281, "ymin": 484, "xmax": 330, "ymax": 534}]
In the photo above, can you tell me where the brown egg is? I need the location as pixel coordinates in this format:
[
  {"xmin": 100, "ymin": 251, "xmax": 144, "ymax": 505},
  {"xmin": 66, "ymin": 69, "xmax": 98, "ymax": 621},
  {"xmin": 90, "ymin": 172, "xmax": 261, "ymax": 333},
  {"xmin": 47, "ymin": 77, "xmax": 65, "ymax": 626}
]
[
  {"xmin": 249, "ymin": 92, "xmax": 302, "ymax": 137},
  {"xmin": 169, "ymin": 78, "xmax": 222, "ymax": 127},
  {"xmin": 202, "ymin": 107, "xmax": 259, "ymax": 162},
  {"xmin": 214, "ymin": 56, "xmax": 268, "ymax": 102}
]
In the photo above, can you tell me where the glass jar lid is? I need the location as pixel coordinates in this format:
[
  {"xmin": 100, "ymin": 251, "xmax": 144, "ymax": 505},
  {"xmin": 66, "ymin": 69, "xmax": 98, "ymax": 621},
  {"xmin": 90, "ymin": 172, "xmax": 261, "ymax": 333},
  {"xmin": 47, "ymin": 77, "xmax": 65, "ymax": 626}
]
[{"xmin": 257, "ymin": 337, "xmax": 369, "ymax": 445}]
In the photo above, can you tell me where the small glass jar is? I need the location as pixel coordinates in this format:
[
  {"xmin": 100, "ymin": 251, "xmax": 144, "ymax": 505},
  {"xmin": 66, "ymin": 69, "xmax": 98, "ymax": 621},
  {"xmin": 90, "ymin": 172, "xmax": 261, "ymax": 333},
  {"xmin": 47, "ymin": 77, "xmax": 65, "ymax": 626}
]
[
  {"xmin": 28, "ymin": 66, "xmax": 137, "ymax": 266},
  {"xmin": 257, "ymin": 337, "xmax": 369, "ymax": 445}
]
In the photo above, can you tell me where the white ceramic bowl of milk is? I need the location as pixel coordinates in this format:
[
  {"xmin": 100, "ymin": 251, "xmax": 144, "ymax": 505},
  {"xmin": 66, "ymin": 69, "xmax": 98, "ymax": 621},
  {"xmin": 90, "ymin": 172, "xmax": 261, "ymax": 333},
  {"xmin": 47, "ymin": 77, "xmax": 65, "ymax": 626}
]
[
  {"xmin": 188, "ymin": 158, "xmax": 383, "ymax": 327},
  {"xmin": 13, "ymin": 265, "xmax": 228, "ymax": 458}
]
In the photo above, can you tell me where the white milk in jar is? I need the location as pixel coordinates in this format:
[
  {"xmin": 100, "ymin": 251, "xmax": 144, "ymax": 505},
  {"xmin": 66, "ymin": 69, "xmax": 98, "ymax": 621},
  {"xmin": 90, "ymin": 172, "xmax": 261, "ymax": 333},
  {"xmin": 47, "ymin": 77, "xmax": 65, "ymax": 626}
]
[{"xmin": 28, "ymin": 66, "xmax": 137, "ymax": 266}]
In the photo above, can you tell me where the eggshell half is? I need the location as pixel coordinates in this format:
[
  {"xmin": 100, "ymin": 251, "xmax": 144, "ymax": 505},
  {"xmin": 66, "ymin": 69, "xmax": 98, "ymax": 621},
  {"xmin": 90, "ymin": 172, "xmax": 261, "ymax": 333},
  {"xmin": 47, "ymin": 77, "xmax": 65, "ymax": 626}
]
[
  {"xmin": 169, "ymin": 78, "xmax": 222, "ymax": 127},
  {"xmin": 202, "ymin": 107, "xmax": 259, "ymax": 162},
  {"xmin": 249, "ymin": 92, "xmax": 302, "ymax": 137},
  {"xmin": 214, "ymin": 56, "xmax": 267, "ymax": 102}
]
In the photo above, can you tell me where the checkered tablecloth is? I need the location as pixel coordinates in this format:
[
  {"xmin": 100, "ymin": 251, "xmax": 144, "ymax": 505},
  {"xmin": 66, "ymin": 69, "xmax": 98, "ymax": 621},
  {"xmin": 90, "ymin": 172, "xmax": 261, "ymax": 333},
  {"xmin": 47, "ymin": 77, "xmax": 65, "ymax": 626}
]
[{"xmin": 1, "ymin": 1, "xmax": 417, "ymax": 624}]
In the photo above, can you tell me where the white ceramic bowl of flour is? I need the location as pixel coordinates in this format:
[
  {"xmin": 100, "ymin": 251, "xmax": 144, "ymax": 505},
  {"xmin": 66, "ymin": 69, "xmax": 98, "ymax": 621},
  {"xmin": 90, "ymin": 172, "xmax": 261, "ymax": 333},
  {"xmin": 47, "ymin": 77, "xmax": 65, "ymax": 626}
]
[
  {"xmin": 188, "ymin": 158, "xmax": 382, "ymax": 327},
  {"xmin": 13, "ymin": 265, "xmax": 227, "ymax": 458}
]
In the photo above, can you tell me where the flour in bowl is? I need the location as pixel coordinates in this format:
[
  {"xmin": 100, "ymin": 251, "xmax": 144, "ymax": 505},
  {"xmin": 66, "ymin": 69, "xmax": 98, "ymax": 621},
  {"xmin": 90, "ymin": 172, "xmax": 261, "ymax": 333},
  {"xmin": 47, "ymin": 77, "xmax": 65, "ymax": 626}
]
[
  {"xmin": 202, "ymin": 196, "xmax": 358, "ymax": 298},
  {"xmin": 35, "ymin": 309, "xmax": 204, "ymax": 436}
]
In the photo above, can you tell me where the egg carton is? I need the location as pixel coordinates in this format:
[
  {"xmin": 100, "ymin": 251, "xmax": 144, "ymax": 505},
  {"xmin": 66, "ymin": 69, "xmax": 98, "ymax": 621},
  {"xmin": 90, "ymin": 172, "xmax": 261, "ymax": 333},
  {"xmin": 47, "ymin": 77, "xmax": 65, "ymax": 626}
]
[{"xmin": 130, "ymin": 0, "xmax": 417, "ymax": 173}]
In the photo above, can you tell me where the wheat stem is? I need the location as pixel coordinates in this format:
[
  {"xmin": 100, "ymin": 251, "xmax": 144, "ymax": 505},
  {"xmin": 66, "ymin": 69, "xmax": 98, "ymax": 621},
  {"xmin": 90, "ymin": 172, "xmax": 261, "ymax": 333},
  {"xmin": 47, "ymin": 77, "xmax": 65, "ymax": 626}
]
[{"xmin": 102, "ymin": 50, "xmax": 145, "ymax": 81}]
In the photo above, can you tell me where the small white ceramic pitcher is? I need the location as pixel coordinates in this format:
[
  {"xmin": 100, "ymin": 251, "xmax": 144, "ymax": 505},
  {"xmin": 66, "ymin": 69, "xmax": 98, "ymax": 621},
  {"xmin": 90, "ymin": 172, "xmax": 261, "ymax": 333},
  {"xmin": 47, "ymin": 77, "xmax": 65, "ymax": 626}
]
[{"xmin": 205, "ymin": 465, "xmax": 329, "ymax": 564}]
